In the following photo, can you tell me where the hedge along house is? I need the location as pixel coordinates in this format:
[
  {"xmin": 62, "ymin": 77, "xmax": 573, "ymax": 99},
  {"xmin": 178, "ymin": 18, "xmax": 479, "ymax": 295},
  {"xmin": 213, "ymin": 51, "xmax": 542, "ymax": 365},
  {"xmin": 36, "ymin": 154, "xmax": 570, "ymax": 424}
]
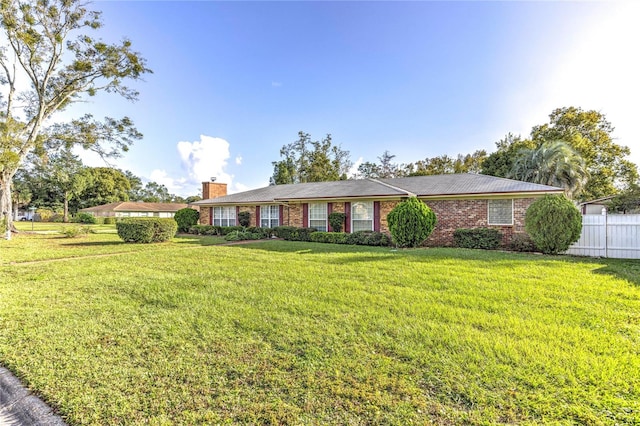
[
  {"xmin": 192, "ymin": 174, "xmax": 564, "ymax": 246},
  {"xmin": 79, "ymin": 202, "xmax": 188, "ymax": 218}
]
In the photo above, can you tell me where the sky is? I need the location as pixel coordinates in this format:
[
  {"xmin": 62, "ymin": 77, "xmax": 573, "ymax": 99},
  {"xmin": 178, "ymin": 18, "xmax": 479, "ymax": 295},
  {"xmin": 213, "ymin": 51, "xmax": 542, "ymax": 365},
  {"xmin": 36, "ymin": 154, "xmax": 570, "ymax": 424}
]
[{"xmin": 66, "ymin": 0, "xmax": 640, "ymax": 197}]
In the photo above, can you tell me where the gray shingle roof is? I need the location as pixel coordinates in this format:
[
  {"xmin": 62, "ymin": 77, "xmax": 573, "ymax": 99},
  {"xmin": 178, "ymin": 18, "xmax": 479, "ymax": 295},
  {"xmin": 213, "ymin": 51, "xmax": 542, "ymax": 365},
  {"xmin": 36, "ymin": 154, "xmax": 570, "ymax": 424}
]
[
  {"xmin": 192, "ymin": 174, "xmax": 563, "ymax": 206},
  {"xmin": 378, "ymin": 174, "xmax": 562, "ymax": 197}
]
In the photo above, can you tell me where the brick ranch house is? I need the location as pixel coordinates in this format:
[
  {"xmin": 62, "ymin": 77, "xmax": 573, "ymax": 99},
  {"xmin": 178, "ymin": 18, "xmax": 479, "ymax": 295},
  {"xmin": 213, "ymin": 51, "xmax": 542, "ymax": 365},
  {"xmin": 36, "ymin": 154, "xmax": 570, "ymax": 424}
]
[{"xmin": 191, "ymin": 174, "xmax": 563, "ymax": 246}]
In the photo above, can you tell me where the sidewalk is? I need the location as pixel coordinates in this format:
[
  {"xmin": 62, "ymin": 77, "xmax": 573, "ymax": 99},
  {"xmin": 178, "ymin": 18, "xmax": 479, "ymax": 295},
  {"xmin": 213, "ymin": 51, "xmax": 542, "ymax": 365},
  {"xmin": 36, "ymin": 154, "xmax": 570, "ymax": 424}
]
[{"xmin": 0, "ymin": 367, "xmax": 66, "ymax": 426}]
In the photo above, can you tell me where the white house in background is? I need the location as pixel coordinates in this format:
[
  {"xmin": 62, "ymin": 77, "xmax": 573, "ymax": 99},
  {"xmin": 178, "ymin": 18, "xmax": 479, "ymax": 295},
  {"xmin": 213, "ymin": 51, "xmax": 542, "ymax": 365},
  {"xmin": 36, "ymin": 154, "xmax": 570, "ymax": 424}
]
[
  {"xmin": 578, "ymin": 196, "xmax": 615, "ymax": 215},
  {"xmin": 79, "ymin": 202, "xmax": 188, "ymax": 218}
]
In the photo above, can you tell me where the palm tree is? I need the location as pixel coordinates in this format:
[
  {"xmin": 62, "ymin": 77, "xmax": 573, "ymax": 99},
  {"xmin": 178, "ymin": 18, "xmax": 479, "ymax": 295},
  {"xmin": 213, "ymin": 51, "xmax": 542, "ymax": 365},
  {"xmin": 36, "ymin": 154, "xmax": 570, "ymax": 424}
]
[{"xmin": 509, "ymin": 140, "xmax": 589, "ymax": 199}]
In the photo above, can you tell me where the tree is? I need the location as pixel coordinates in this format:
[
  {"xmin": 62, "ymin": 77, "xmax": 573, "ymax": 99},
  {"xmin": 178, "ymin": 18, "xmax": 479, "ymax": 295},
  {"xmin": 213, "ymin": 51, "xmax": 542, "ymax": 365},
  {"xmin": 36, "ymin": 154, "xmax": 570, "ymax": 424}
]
[
  {"xmin": 386, "ymin": 197, "xmax": 437, "ymax": 248},
  {"xmin": 607, "ymin": 183, "xmax": 640, "ymax": 214},
  {"xmin": 530, "ymin": 107, "xmax": 638, "ymax": 200},
  {"xmin": 123, "ymin": 170, "xmax": 144, "ymax": 201},
  {"xmin": 270, "ymin": 131, "xmax": 352, "ymax": 185},
  {"xmin": 77, "ymin": 167, "xmax": 130, "ymax": 208},
  {"xmin": 0, "ymin": 0, "xmax": 150, "ymax": 233},
  {"xmin": 44, "ymin": 148, "xmax": 88, "ymax": 221},
  {"xmin": 140, "ymin": 181, "xmax": 171, "ymax": 202},
  {"xmin": 481, "ymin": 133, "xmax": 536, "ymax": 178},
  {"xmin": 525, "ymin": 194, "xmax": 582, "ymax": 255},
  {"xmin": 356, "ymin": 151, "xmax": 404, "ymax": 179},
  {"xmin": 509, "ymin": 140, "xmax": 589, "ymax": 199},
  {"xmin": 452, "ymin": 150, "xmax": 488, "ymax": 174}
]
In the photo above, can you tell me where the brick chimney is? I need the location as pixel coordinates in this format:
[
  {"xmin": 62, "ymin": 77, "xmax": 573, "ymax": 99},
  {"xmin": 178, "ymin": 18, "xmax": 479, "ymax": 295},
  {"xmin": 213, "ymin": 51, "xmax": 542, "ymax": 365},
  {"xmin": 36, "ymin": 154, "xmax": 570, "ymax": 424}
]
[{"xmin": 202, "ymin": 181, "xmax": 227, "ymax": 199}]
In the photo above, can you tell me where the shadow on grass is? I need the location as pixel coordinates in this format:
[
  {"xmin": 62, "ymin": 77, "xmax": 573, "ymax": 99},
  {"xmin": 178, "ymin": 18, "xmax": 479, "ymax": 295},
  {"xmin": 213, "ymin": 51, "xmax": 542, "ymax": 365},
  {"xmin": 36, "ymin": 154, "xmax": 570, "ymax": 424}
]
[
  {"xmin": 590, "ymin": 258, "xmax": 640, "ymax": 287},
  {"xmin": 60, "ymin": 240, "xmax": 128, "ymax": 247}
]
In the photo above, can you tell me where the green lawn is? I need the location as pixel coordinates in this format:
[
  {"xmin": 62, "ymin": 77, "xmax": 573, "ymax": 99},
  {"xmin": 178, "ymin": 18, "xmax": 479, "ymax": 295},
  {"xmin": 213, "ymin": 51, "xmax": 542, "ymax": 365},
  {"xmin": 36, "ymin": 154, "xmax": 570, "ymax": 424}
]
[{"xmin": 0, "ymin": 232, "xmax": 638, "ymax": 425}]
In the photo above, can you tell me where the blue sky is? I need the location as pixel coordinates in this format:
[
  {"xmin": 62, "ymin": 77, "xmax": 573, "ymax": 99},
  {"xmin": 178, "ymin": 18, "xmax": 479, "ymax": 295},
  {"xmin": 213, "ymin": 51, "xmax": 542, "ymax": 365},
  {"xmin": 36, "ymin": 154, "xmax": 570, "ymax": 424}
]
[{"xmin": 73, "ymin": 1, "xmax": 640, "ymax": 197}]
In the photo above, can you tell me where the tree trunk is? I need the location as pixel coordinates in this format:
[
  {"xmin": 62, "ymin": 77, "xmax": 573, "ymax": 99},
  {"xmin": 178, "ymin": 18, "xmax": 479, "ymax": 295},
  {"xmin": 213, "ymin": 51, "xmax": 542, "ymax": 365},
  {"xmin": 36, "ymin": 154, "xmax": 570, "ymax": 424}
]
[
  {"xmin": 1, "ymin": 174, "xmax": 14, "ymax": 238},
  {"xmin": 64, "ymin": 191, "xmax": 69, "ymax": 223}
]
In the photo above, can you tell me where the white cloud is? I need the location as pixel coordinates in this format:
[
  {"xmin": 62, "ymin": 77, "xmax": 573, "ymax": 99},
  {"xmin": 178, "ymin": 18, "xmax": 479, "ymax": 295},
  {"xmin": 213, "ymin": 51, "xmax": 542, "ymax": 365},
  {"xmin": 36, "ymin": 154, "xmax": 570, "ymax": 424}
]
[
  {"xmin": 271, "ymin": 81, "xmax": 283, "ymax": 87},
  {"xmin": 177, "ymin": 135, "xmax": 233, "ymax": 185},
  {"xmin": 138, "ymin": 135, "xmax": 253, "ymax": 197}
]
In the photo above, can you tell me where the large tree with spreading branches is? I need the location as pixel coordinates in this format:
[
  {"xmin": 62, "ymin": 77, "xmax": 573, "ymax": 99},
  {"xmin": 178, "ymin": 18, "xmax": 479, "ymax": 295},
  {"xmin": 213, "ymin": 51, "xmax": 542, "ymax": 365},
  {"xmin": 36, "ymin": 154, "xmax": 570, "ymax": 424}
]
[{"xmin": 0, "ymin": 0, "xmax": 150, "ymax": 234}]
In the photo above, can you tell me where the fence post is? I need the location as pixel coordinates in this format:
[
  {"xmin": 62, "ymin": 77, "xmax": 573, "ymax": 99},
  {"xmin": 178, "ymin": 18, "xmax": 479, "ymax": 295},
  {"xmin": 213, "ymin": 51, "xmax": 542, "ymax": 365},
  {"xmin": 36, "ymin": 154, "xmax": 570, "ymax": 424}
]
[{"xmin": 601, "ymin": 207, "xmax": 608, "ymax": 258}]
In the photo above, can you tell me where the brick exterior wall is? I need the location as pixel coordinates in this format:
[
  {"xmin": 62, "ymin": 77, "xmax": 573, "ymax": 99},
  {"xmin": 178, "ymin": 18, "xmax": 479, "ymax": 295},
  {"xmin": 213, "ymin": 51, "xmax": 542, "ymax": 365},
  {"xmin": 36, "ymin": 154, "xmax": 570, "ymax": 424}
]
[
  {"xmin": 422, "ymin": 197, "xmax": 536, "ymax": 247},
  {"xmin": 199, "ymin": 207, "xmax": 211, "ymax": 225}
]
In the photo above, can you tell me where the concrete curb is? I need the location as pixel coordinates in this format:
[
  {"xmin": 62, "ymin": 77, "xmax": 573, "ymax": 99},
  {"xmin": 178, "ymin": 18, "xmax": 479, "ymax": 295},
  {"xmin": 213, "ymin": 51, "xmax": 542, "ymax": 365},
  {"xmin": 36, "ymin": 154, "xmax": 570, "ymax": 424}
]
[{"xmin": 0, "ymin": 367, "xmax": 66, "ymax": 426}]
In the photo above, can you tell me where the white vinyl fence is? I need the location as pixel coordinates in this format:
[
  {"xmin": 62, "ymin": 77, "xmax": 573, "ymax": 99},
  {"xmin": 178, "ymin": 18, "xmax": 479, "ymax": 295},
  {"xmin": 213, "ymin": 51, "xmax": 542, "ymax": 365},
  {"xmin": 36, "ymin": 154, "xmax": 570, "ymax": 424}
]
[{"xmin": 566, "ymin": 214, "xmax": 640, "ymax": 259}]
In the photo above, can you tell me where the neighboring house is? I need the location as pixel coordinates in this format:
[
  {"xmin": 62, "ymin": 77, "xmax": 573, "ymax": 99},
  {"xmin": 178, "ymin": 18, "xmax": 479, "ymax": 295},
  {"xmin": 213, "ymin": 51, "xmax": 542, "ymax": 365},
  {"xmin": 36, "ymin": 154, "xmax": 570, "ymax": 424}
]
[
  {"xmin": 578, "ymin": 196, "xmax": 615, "ymax": 215},
  {"xmin": 192, "ymin": 174, "xmax": 563, "ymax": 246},
  {"xmin": 79, "ymin": 202, "xmax": 188, "ymax": 218}
]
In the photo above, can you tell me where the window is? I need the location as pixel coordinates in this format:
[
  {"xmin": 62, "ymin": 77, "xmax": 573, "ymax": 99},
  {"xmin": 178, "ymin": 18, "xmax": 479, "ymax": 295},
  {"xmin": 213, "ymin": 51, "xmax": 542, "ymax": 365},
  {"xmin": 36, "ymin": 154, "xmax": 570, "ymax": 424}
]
[
  {"xmin": 351, "ymin": 201, "xmax": 373, "ymax": 232},
  {"xmin": 488, "ymin": 199, "xmax": 513, "ymax": 225},
  {"xmin": 260, "ymin": 205, "xmax": 279, "ymax": 228},
  {"xmin": 308, "ymin": 203, "xmax": 327, "ymax": 231},
  {"xmin": 213, "ymin": 206, "xmax": 236, "ymax": 226}
]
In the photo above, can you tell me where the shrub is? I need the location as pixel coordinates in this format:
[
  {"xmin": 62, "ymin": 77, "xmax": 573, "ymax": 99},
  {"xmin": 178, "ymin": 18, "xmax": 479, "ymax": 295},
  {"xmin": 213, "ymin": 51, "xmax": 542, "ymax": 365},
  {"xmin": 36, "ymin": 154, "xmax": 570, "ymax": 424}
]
[
  {"xmin": 345, "ymin": 230, "xmax": 391, "ymax": 246},
  {"xmin": 510, "ymin": 233, "xmax": 537, "ymax": 252},
  {"xmin": 75, "ymin": 212, "xmax": 97, "ymax": 224},
  {"xmin": 219, "ymin": 226, "xmax": 244, "ymax": 236},
  {"xmin": 61, "ymin": 225, "xmax": 91, "ymax": 238},
  {"xmin": 224, "ymin": 228, "xmax": 270, "ymax": 242},
  {"xmin": 310, "ymin": 232, "xmax": 348, "ymax": 244},
  {"xmin": 189, "ymin": 225, "xmax": 216, "ymax": 235},
  {"xmin": 116, "ymin": 218, "xmax": 178, "ymax": 243},
  {"xmin": 103, "ymin": 217, "xmax": 116, "ymax": 225},
  {"xmin": 174, "ymin": 208, "xmax": 200, "ymax": 232},
  {"xmin": 36, "ymin": 208, "xmax": 56, "ymax": 222},
  {"xmin": 273, "ymin": 226, "xmax": 317, "ymax": 241},
  {"xmin": 246, "ymin": 226, "xmax": 272, "ymax": 239},
  {"xmin": 387, "ymin": 197, "xmax": 437, "ymax": 248},
  {"xmin": 525, "ymin": 194, "xmax": 582, "ymax": 255},
  {"xmin": 238, "ymin": 211, "xmax": 251, "ymax": 227},
  {"xmin": 328, "ymin": 212, "xmax": 346, "ymax": 233},
  {"xmin": 453, "ymin": 228, "xmax": 502, "ymax": 250}
]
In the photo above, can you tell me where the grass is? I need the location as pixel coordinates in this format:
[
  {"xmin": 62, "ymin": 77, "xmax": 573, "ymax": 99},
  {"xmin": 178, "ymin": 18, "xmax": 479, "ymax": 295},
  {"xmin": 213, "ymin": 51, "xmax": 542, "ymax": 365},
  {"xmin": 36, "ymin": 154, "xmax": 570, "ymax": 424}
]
[{"xmin": 1, "ymin": 232, "xmax": 639, "ymax": 425}]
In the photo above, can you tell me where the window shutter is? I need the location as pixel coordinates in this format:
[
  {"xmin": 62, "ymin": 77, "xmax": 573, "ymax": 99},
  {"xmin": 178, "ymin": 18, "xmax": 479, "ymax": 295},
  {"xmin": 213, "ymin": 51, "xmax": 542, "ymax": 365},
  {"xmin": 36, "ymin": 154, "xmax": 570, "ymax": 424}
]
[
  {"xmin": 209, "ymin": 207, "xmax": 213, "ymax": 225},
  {"xmin": 327, "ymin": 203, "xmax": 333, "ymax": 232},
  {"xmin": 236, "ymin": 206, "xmax": 240, "ymax": 226},
  {"xmin": 302, "ymin": 203, "xmax": 308, "ymax": 227},
  {"xmin": 279, "ymin": 205, "xmax": 284, "ymax": 226},
  {"xmin": 255, "ymin": 206, "xmax": 261, "ymax": 228},
  {"xmin": 373, "ymin": 201, "xmax": 381, "ymax": 232},
  {"xmin": 345, "ymin": 202, "xmax": 351, "ymax": 233}
]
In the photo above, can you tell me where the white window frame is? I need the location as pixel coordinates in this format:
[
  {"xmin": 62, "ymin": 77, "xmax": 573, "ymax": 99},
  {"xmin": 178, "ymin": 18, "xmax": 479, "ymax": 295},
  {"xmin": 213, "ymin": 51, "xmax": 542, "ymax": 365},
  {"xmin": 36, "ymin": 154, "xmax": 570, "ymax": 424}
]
[
  {"xmin": 487, "ymin": 199, "xmax": 513, "ymax": 225},
  {"xmin": 260, "ymin": 205, "xmax": 279, "ymax": 228},
  {"xmin": 308, "ymin": 203, "xmax": 328, "ymax": 231},
  {"xmin": 213, "ymin": 206, "xmax": 236, "ymax": 227},
  {"xmin": 351, "ymin": 201, "xmax": 374, "ymax": 232}
]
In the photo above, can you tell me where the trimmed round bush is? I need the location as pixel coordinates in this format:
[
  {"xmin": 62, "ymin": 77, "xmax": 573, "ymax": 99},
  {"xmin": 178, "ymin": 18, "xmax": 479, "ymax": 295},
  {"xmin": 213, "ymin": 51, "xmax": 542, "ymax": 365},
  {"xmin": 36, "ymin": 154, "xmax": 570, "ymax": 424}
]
[
  {"xmin": 174, "ymin": 208, "xmax": 200, "ymax": 232},
  {"xmin": 116, "ymin": 218, "xmax": 178, "ymax": 243},
  {"xmin": 387, "ymin": 197, "xmax": 437, "ymax": 248},
  {"xmin": 525, "ymin": 194, "xmax": 582, "ymax": 255}
]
